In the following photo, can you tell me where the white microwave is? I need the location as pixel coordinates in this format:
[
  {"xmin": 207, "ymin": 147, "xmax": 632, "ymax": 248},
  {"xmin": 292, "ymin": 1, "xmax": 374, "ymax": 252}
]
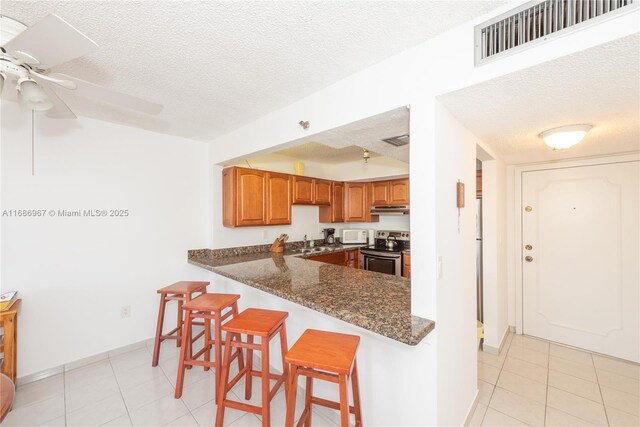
[{"xmin": 341, "ymin": 229, "xmax": 368, "ymax": 245}]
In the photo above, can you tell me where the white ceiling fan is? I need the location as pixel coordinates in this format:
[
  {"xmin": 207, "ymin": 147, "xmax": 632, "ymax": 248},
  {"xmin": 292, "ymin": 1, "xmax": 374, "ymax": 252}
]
[{"xmin": 0, "ymin": 14, "xmax": 163, "ymax": 119}]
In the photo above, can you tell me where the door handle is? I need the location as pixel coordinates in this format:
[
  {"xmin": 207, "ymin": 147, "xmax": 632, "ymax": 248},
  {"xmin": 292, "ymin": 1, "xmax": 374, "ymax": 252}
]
[
  {"xmin": 525, "ymin": 244, "xmax": 533, "ymax": 250},
  {"xmin": 525, "ymin": 256, "xmax": 534, "ymax": 262}
]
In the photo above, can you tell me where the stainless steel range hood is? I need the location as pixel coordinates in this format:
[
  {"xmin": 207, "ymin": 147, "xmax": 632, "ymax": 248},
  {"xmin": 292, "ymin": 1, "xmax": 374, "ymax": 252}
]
[{"xmin": 370, "ymin": 205, "xmax": 410, "ymax": 216}]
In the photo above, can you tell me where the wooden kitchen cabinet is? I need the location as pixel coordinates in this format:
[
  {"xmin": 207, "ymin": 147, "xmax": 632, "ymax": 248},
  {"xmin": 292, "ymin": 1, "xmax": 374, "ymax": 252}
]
[
  {"xmin": 222, "ymin": 167, "xmax": 292, "ymax": 227},
  {"xmin": 402, "ymin": 251, "xmax": 411, "ymax": 279},
  {"xmin": 389, "ymin": 179, "xmax": 410, "ymax": 205},
  {"xmin": 319, "ymin": 182, "xmax": 345, "ymax": 223},
  {"xmin": 265, "ymin": 172, "xmax": 292, "ymax": 225},
  {"xmin": 293, "ymin": 176, "xmax": 314, "ymax": 204},
  {"xmin": 345, "ymin": 248, "xmax": 359, "ymax": 269},
  {"xmin": 371, "ymin": 181, "xmax": 390, "ymax": 205},
  {"xmin": 223, "ymin": 167, "xmax": 267, "ymax": 227},
  {"xmin": 314, "ymin": 179, "xmax": 332, "ymax": 205},
  {"xmin": 345, "ymin": 182, "xmax": 378, "ymax": 223},
  {"xmin": 306, "ymin": 251, "xmax": 347, "ymax": 266}
]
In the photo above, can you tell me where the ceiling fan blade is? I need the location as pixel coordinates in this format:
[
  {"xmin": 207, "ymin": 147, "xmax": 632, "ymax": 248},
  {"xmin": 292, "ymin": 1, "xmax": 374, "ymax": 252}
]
[
  {"xmin": 34, "ymin": 82, "xmax": 77, "ymax": 119},
  {"xmin": 29, "ymin": 70, "xmax": 77, "ymax": 90},
  {"xmin": 3, "ymin": 14, "xmax": 98, "ymax": 69},
  {"xmin": 49, "ymin": 73, "xmax": 164, "ymax": 115}
]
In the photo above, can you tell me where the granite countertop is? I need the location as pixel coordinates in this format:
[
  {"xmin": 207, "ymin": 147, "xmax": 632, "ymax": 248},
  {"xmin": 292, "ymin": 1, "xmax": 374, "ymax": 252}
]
[{"xmin": 187, "ymin": 244, "xmax": 435, "ymax": 345}]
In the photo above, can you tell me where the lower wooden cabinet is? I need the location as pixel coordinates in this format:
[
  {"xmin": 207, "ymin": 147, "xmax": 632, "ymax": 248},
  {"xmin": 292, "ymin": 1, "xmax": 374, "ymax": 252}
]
[
  {"xmin": 402, "ymin": 251, "xmax": 411, "ymax": 278},
  {"xmin": 307, "ymin": 248, "xmax": 360, "ymax": 268}
]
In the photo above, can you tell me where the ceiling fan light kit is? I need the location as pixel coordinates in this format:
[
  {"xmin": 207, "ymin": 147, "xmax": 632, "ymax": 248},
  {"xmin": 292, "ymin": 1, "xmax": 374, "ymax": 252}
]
[
  {"xmin": 539, "ymin": 124, "xmax": 592, "ymax": 150},
  {"xmin": 0, "ymin": 13, "xmax": 163, "ymax": 118}
]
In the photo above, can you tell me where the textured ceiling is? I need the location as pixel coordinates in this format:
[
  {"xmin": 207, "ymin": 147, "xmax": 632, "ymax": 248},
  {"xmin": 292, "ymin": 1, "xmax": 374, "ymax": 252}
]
[
  {"xmin": 0, "ymin": 1, "xmax": 505, "ymax": 141},
  {"xmin": 439, "ymin": 34, "xmax": 640, "ymax": 165},
  {"xmin": 274, "ymin": 106, "xmax": 409, "ymax": 163}
]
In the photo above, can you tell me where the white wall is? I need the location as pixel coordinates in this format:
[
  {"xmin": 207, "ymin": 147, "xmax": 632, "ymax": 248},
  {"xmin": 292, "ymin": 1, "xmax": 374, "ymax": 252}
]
[
  {"xmin": 433, "ymin": 103, "xmax": 480, "ymax": 423},
  {"xmin": 0, "ymin": 101, "xmax": 210, "ymax": 378},
  {"xmin": 481, "ymin": 159, "xmax": 509, "ymax": 352}
]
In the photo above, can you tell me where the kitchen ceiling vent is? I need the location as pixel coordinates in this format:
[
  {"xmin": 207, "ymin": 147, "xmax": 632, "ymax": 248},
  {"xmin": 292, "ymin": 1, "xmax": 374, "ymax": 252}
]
[
  {"xmin": 382, "ymin": 134, "xmax": 410, "ymax": 147},
  {"xmin": 475, "ymin": 0, "xmax": 638, "ymax": 66}
]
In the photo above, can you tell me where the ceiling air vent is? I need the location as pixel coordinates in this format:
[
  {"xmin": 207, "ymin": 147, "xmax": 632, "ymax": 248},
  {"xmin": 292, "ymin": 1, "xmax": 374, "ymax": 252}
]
[
  {"xmin": 382, "ymin": 134, "xmax": 410, "ymax": 147},
  {"xmin": 475, "ymin": 0, "xmax": 638, "ymax": 66}
]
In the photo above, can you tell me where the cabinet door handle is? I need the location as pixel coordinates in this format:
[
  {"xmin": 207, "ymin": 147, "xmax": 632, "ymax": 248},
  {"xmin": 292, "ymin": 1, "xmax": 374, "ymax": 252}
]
[{"xmin": 525, "ymin": 256, "xmax": 534, "ymax": 262}]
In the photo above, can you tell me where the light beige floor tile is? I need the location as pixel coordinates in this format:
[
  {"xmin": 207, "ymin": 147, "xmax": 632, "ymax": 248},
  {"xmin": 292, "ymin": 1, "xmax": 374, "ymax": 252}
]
[
  {"xmin": 161, "ymin": 361, "xmax": 213, "ymax": 388},
  {"xmin": 496, "ymin": 371, "xmax": 546, "ymax": 404},
  {"xmin": 502, "ymin": 357, "xmax": 548, "ymax": 384},
  {"xmin": 544, "ymin": 407, "xmax": 597, "ymax": 426},
  {"xmin": 66, "ymin": 393, "xmax": 128, "ymax": 427},
  {"xmin": 549, "ymin": 356, "xmax": 598, "ymax": 383},
  {"xmin": 13, "ymin": 374, "xmax": 64, "ymax": 409},
  {"xmin": 597, "ymin": 369, "xmax": 640, "ymax": 396},
  {"xmin": 478, "ymin": 362, "xmax": 501, "ymax": 385},
  {"xmin": 109, "ymin": 348, "xmax": 152, "ymax": 374},
  {"xmin": 64, "ymin": 360, "xmax": 115, "ymax": 389},
  {"xmin": 481, "ymin": 407, "xmax": 529, "ymax": 426},
  {"xmin": 2, "ymin": 393, "xmax": 65, "ymax": 426},
  {"xmin": 606, "ymin": 406, "xmax": 640, "ymax": 427},
  {"xmin": 164, "ymin": 412, "xmax": 199, "ymax": 426},
  {"xmin": 601, "ymin": 386, "xmax": 640, "ymax": 416},
  {"xmin": 229, "ymin": 414, "xmax": 263, "ymax": 426},
  {"xmin": 309, "ymin": 409, "xmax": 340, "ymax": 427},
  {"xmin": 178, "ymin": 374, "xmax": 216, "ymax": 411},
  {"xmin": 546, "ymin": 386, "xmax": 607, "ymax": 425},
  {"xmin": 190, "ymin": 398, "xmax": 246, "ymax": 427},
  {"xmin": 101, "ymin": 414, "xmax": 132, "ymax": 426},
  {"xmin": 488, "ymin": 387, "xmax": 545, "ymax": 426},
  {"xmin": 478, "ymin": 380, "xmax": 495, "ymax": 405},
  {"xmin": 479, "ymin": 350, "xmax": 506, "ymax": 369},
  {"xmin": 550, "ymin": 344, "xmax": 593, "ymax": 365},
  {"xmin": 65, "ymin": 375, "xmax": 121, "ymax": 413},
  {"xmin": 121, "ymin": 374, "xmax": 174, "ymax": 412},
  {"xmin": 469, "ymin": 403, "xmax": 487, "ymax": 427},
  {"xmin": 548, "ymin": 370, "xmax": 602, "ymax": 403},
  {"xmin": 507, "ymin": 345, "xmax": 549, "ymax": 368},
  {"xmin": 39, "ymin": 415, "xmax": 66, "ymax": 426},
  {"xmin": 128, "ymin": 394, "xmax": 189, "ymax": 426},
  {"xmin": 593, "ymin": 355, "xmax": 640, "ymax": 380},
  {"xmin": 114, "ymin": 363, "xmax": 167, "ymax": 391},
  {"xmin": 511, "ymin": 335, "xmax": 550, "ymax": 354}
]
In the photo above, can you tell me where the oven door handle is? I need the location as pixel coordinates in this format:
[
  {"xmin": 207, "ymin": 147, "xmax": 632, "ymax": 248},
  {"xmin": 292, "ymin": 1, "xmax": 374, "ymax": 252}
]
[{"xmin": 361, "ymin": 252, "xmax": 401, "ymax": 259}]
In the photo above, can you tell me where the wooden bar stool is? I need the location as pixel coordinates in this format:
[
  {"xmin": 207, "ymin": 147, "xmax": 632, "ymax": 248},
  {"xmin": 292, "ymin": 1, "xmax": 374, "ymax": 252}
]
[
  {"xmin": 284, "ymin": 329, "xmax": 362, "ymax": 427},
  {"xmin": 215, "ymin": 308, "xmax": 289, "ymax": 427},
  {"xmin": 152, "ymin": 281, "xmax": 208, "ymax": 367},
  {"xmin": 175, "ymin": 293, "xmax": 244, "ymax": 399}
]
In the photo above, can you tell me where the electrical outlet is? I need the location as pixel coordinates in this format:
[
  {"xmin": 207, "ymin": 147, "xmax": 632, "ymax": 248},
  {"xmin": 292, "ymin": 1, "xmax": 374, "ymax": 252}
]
[{"xmin": 121, "ymin": 305, "xmax": 131, "ymax": 318}]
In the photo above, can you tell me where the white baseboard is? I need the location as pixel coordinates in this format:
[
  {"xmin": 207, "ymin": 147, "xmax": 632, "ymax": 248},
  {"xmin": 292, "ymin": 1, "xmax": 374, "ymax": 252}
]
[
  {"xmin": 463, "ymin": 390, "xmax": 480, "ymax": 427},
  {"xmin": 482, "ymin": 325, "xmax": 510, "ymax": 355},
  {"xmin": 509, "ymin": 325, "xmax": 516, "ymax": 333},
  {"xmin": 17, "ymin": 338, "xmax": 150, "ymax": 387}
]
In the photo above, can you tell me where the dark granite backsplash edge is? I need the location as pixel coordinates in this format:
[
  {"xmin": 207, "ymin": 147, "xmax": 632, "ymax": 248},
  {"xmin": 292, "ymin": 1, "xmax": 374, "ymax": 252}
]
[{"xmin": 188, "ymin": 239, "xmax": 326, "ymax": 260}]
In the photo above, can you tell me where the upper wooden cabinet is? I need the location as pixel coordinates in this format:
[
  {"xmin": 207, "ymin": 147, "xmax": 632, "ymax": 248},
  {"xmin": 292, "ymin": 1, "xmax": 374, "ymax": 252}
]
[
  {"xmin": 314, "ymin": 179, "xmax": 332, "ymax": 205},
  {"xmin": 345, "ymin": 182, "xmax": 378, "ymax": 223},
  {"xmin": 319, "ymin": 182, "xmax": 345, "ymax": 223},
  {"xmin": 370, "ymin": 178, "xmax": 410, "ymax": 206},
  {"xmin": 222, "ymin": 167, "xmax": 291, "ymax": 227},
  {"xmin": 389, "ymin": 179, "xmax": 410, "ymax": 204},
  {"xmin": 292, "ymin": 176, "xmax": 314, "ymax": 204},
  {"xmin": 265, "ymin": 172, "xmax": 292, "ymax": 225},
  {"xmin": 293, "ymin": 176, "xmax": 331, "ymax": 205}
]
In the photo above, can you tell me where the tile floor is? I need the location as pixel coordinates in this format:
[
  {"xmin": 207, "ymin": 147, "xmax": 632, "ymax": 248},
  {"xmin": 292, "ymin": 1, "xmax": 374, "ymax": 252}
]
[
  {"xmin": 2, "ymin": 337, "xmax": 338, "ymax": 427},
  {"xmin": 472, "ymin": 332, "xmax": 640, "ymax": 427}
]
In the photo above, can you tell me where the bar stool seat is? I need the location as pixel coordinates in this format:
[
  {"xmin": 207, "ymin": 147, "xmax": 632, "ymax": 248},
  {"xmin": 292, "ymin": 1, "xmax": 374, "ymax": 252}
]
[
  {"xmin": 216, "ymin": 308, "xmax": 289, "ymax": 427},
  {"xmin": 285, "ymin": 329, "xmax": 362, "ymax": 427},
  {"xmin": 152, "ymin": 281, "xmax": 208, "ymax": 367}
]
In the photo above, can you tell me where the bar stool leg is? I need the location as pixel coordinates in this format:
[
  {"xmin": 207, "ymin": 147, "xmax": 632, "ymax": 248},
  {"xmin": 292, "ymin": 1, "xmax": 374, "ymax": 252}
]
[
  {"xmin": 215, "ymin": 332, "xmax": 234, "ymax": 427},
  {"xmin": 152, "ymin": 294, "xmax": 167, "ymax": 367},
  {"xmin": 351, "ymin": 361, "xmax": 363, "ymax": 427},
  {"xmin": 338, "ymin": 374, "xmax": 349, "ymax": 427},
  {"xmin": 261, "ymin": 338, "xmax": 271, "ymax": 427},
  {"xmin": 285, "ymin": 365, "xmax": 299, "ymax": 427},
  {"xmin": 176, "ymin": 299, "xmax": 183, "ymax": 347},
  {"xmin": 245, "ymin": 335, "xmax": 254, "ymax": 400},
  {"xmin": 213, "ymin": 311, "xmax": 223, "ymax": 400},
  {"xmin": 204, "ymin": 318, "xmax": 212, "ymax": 372},
  {"xmin": 304, "ymin": 376, "xmax": 313, "ymax": 427},
  {"xmin": 175, "ymin": 308, "xmax": 193, "ymax": 398}
]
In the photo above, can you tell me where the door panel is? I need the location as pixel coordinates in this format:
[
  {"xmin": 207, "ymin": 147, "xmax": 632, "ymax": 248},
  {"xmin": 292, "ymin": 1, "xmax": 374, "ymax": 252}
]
[
  {"xmin": 265, "ymin": 172, "xmax": 291, "ymax": 225},
  {"xmin": 293, "ymin": 176, "xmax": 314, "ymax": 204},
  {"xmin": 522, "ymin": 161, "xmax": 639, "ymax": 362},
  {"xmin": 236, "ymin": 169, "xmax": 266, "ymax": 226}
]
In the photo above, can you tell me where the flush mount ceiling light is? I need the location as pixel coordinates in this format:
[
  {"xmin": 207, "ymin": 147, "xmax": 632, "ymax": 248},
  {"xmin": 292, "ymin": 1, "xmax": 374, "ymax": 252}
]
[{"xmin": 539, "ymin": 124, "xmax": 592, "ymax": 150}]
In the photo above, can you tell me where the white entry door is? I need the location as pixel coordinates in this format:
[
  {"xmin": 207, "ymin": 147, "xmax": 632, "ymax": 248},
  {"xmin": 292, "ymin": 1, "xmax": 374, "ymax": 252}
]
[{"xmin": 522, "ymin": 161, "xmax": 640, "ymax": 362}]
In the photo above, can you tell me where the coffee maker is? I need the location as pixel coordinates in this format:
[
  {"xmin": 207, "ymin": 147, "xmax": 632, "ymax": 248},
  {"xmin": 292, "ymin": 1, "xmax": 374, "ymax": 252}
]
[{"xmin": 323, "ymin": 228, "xmax": 336, "ymax": 246}]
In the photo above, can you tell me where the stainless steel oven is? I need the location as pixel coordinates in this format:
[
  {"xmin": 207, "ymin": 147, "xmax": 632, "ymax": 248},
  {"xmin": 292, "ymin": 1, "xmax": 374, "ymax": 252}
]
[
  {"xmin": 359, "ymin": 230, "xmax": 409, "ymax": 277},
  {"xmin": 360, "ymin": 250, "xmax": 402, "ymax": 277}
]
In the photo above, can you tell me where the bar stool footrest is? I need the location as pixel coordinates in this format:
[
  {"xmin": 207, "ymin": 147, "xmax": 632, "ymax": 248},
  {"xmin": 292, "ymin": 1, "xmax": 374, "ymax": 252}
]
[
  {"xmin": 223, "ymin": 399, "xmax": 262, "ymax": 415},
  {"xmin": 311, "ymin": 396, "xmax": 357, "ymax": 414}
]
